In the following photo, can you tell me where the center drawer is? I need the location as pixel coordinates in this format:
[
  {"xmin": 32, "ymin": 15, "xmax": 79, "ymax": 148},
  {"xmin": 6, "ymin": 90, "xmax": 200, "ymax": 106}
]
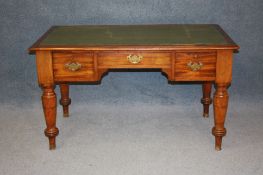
[{"xmin": 97, "ymin": 51, "xmax": 172, "ymax": 68}]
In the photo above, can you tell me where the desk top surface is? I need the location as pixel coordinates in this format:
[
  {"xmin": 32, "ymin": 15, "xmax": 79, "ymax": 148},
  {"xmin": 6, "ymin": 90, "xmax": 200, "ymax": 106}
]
[{"xmin": 29, "ymin": 24, "xmax": 238, "ymax": 51}]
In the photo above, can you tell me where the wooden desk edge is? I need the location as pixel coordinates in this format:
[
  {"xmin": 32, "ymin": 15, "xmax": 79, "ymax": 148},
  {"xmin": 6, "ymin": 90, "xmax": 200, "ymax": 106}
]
[{"xmin": 29, "ymin": 45, "xmax": 239, "ymax": 54}]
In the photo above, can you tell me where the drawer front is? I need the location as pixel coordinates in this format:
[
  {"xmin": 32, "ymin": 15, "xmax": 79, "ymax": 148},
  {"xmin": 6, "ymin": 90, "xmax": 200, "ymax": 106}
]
[
  {"xmin": 175, "ymin": 52, "xmax": 216, "ymax": 81},
  {"xmin": 53, "ymin": 51, "xmax": 96, "ymax": 82},
  {"xmin": 97, "ymin": 51, "xmax": 172, "ymax": 68}
]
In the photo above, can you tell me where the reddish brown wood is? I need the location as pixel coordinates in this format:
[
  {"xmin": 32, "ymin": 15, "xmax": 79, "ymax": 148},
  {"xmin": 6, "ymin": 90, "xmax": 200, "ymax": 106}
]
[
  {"xmin": 174, "ymin": 52, "xmax": 216, "ymax": 81},
  {"xmin": 36, "ymin": 51, "xmax": 54, "ymax": 85},
  {"xmin": 201, "ymin": 82, "xmax": 212, "ymax": 118},
  {"xmin": 212, "ymin": 50, "xmax": 233, "ymax": 151},
  {"xmin": 53, "ymin": 51, "xmax": 96, "ymax": 82},
  {"xmin": 42, "ymin": 85, "xmax": 59, "ymax": 150},
  {"xmin": 97, "ymin": 51, "xmax": 172, "ymax": 68},
  {"xmin": 213, "ymin": 83, "xmax": 228, "ymax": 151},
  {"xmin": 29, "ymin": 45, "xmax": 239, "ymax": 52},
  {"xmin": 59, "ymin": 84, "xmax": 71, "ymax": 117},
  {"xmin": 93, "ymin": 51, "xmax": 99, "ymax": 80},
  {"xmin": 36, "ymin": 51, "xmax": 59, "ymax": 150}
]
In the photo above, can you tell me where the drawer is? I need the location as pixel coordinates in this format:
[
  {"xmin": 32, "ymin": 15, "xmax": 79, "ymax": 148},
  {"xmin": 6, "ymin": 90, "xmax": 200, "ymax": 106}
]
[
  {"xmin": 97, "ymin": 51, "xmax": 172, "ymax": 68},
  {"xmin": 52, "ymin": 51, "xmax": 96, "ymax": 82},
  {"xmin": 175, "ymin": 52, "xmax": 216, "ymax": 81}
]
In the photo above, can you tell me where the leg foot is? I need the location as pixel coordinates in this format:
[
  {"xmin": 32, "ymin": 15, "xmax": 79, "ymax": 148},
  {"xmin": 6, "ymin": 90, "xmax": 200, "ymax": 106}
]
[
  {"xmin": 59, "ymin": 84, "xmax": 71, "ymax": 117},
  {"xmin": 45, "ymin": 128, "xmax": 59, "ymax": 150},
  {"xmin": 201, "ymin": 82, "xmax": 212, "ymax": 118},
  {"xmin": 215, "ymin": 140, "xmax": 221, "ymax": 151},
  {"xmin": 42, "ymin": 85, "xmax": 59, "ymax": 150},
  {"xmin": 212, "ymin": 83, "xmax": 228, "ymax": 150},
  {"xmin": 212, "ymin": 127, "xmax": 226, "ymax": 151}
]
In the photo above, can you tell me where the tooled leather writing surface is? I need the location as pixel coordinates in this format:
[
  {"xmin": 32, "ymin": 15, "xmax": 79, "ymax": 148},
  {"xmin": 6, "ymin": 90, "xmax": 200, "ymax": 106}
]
[{"xmin": 39, "ymin": 25, "xmax": 233, "ymax": 46}]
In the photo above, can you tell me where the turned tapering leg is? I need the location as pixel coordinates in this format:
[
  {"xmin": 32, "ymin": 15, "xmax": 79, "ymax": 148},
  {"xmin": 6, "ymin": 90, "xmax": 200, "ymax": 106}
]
[
  {"xmin": 59, "ymin": 84, "xmax": 71, "ymax": 117},
  {"xmin": 42, "ymin": 85, "xmax": 59, "ymax": 150},
  {"xmin": 201, "ymin": 82, "xmax": 212, "ymax": 118},
  {"xmin": 212, "ymin": 83, "xmax": 229, "ymax": 151}
]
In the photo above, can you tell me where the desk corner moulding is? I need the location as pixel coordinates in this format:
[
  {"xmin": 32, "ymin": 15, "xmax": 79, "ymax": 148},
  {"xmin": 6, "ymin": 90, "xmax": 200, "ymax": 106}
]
[{"xmin": 28, "ymin": 24, "xmax": 239, "ymax": 151}]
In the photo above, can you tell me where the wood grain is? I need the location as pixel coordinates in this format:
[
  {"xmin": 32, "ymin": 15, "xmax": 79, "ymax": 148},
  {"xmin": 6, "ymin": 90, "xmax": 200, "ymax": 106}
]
[
  {"xmin": 216, "ymin": 50, "xmax": 233, "ymax": 83},
  {"xmin": 53, "ymin": 51, "xmax": 96, "ymax": 82},
  {"xmin": 97, "ymin": 51, "xmax": 172, "ymax": 68},
  {"xmin": 36, "ymin": 51, "xmax": 58, "ymax": 150},
  {"xmin": 59, "ymin": 84, "xmax": 71, "ymax": 117},
  {"xmin": 175, "ymin": 52, "xmax": 216, "ymax": 81},
  {"xmin": 212, "ymin": 50, "xmax": 233, "ymax": 150},
  {"xmin": 42, "ymin": 86, "xmax": 58, "ymax": 150},
  {"xmin": 36, "ymin": 51, "xmax": 54, "ymax": 86},
  {"xmin": 201, "ymin": 82, "xmax": 213, "ymax": 118}
]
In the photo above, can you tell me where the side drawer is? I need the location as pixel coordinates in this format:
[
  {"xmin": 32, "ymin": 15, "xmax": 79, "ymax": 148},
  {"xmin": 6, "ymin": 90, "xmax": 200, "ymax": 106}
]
[
  {"xmin": 97, "ymin": 51, "xmax": 172, "ymax": 68},
  {"xmin": 52, "ymin": 51, "xmax": 96, "ymax": 82},
  {"xmin": 175, "ymin": 52, "xmax": 216, "ymax": 81}
]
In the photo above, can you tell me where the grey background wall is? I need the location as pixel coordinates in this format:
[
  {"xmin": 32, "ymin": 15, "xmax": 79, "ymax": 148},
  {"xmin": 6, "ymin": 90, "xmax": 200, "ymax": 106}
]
[{"xmin": 0, "ymin": 0, "xmax": 263, "ymax": 105}]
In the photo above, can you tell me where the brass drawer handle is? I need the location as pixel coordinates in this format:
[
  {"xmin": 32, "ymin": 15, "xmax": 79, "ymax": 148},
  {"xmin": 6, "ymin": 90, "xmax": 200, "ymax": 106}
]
[
  {"xmin": 65, "ymin": 62, "xmax": 82, "ymax": 71},
  {"xmin": 187, "ymin": 61, "xmax": 203, "ymax": 71},
  {"xmin": 127, "ymin": 54, "xmax": 143, "ymax": 64}
]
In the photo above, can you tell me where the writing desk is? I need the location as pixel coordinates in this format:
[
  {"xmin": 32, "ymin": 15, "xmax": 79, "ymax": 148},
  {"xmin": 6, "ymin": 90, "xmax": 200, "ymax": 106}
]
[{"xmin": 29, "ymin": 24, "xmax": 239, "ymax": 150}]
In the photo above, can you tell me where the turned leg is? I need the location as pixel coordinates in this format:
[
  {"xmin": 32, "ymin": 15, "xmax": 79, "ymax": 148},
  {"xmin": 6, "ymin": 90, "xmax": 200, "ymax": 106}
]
[
  {"xmin": 59, "ymin": 84, "xmax": 71, "ymax": 117},
  {"xmin": 212, "ymin": 83, "xmax": 229, "ymax": 151},
  {"xmin": 42, "ymin": 85, "xmax": 59, "ymax": 150},
  {"xmin": 201, "ymin": 82, "xmax": 212, "ymax": 118}
]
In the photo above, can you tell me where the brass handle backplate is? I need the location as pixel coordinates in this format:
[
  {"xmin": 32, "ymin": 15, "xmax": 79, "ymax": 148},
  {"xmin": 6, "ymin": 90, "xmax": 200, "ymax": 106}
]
[
  {"xmin": 65, "ymin": 62, "xmax": 82, "ymax": 71},
  {"xmin": 127, "ymin": 54, "xmax": 143, "ymax": 64},
  {"xmin": 187, "ymin": 61, "xmax": 203, "ymax": 71}
]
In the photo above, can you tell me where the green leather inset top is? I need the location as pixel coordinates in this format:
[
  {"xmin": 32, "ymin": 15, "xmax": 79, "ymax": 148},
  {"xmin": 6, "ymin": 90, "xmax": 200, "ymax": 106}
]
[{"xmin": 39, "ymin": 25, "xmax": 234, "ymax": 46}]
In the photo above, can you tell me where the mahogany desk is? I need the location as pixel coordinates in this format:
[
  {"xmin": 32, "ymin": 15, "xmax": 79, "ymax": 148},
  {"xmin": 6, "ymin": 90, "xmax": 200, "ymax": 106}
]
[{"xmin": 29, "ymin": 24, "xmax": 239, "ymax": 150}]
